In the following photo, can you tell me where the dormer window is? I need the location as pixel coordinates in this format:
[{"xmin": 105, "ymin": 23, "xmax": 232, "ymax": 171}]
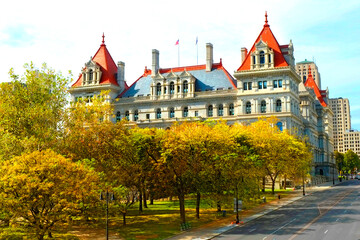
[
  {"xmin": 89, "ymin": 69, "xmax": 93, "ymax": 84},
  {"xmin": 260, "ymin": 51, "xmax": 265, "ymax": 64},
  {"xmin": 82, "ymin": 59, "xmax": 102, "ymax": 86},
  {"xmin": 156, "ymin": 83, "xmax": 161, "ymax": 96},
  {"xmin": 170, "ymin": 82, "xmax": 175, "ymax": 94},
  {"xmin": 183, "ymin": 81, "xmax": 188, "ymax": 93},
  {"xmin": 250, "ymin": 40, "xmax": 274, "ymax": 69}
]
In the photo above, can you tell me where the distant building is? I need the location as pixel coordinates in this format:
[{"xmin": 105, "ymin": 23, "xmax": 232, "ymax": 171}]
[
  {"xmin": 343, "ymin": 130, "xmax": 360, "ymax": 155},
  {"xmin": 329, "ymin": 98, "xmax": 355, "ymax": 153},
  {"xmin": 69, "ymin": 13, "xmax": 335, "ymax": 179},
  {"xmin": 296, "ymin": 59, "xmax": 321, "ymax": 89}
]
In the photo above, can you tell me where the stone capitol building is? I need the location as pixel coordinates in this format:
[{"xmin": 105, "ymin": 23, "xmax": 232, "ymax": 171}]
[{"xmin": 69, "ymin": 13, "xmax": 335, "ymax": 180}]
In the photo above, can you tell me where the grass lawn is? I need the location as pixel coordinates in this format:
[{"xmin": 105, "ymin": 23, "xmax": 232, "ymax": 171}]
[{"xmin": 0, "ymin": 189, "xmax": 296, "ymax": 240}]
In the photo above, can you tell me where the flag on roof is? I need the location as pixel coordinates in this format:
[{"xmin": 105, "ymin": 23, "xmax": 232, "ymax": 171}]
[
  {"xmin": 175, "ymin": 39, "xmax": 179, "ymax": 45},
  {"xmin": 196, "ymin": 36, "xmax": 198, "ymax": 45}
]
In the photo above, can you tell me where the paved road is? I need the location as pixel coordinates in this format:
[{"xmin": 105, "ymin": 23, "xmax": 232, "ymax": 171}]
[{"xmin": 214, "ymin": 180, "xmax": 360, "ymax": 240}]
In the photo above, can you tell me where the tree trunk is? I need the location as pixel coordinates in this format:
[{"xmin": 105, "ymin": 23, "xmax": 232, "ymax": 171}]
[
  {"xmin": 150, "ymin": 192, "xmax": 154, "ymax": 205},
  {"xmin": 284, "ymin": 175, "xmax": 287, "ymax": 190},
  {"xmin": 143, "ymin": 189, "xmax": 148, "ymax": 208},
  {"xmin": 196, "ymin": 191, "xmax": 200, "ymax": 219},
  {"xmin": 262, "ymin": 176, "xmax": 266, "ymax": 192},
  {"xmin": 139, "ymin": 192, "xmax": 143, "ymax": 213},
  {"xmin": 178, "ymin": 192, "xmax": 186, "ymax": 224},
  {"xmin": 122, "ymin": 212, "xmax": 126, "ymax": 226},
  {"xmin": 48, "ymin": 231, "xmax": 53, "ymax": 238},
  {"xmin": 271, "ymin": 178, "xmax": 276, "ymax": 195}
]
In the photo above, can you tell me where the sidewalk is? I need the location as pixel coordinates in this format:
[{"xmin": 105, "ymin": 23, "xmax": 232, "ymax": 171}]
[{"xmin": 166, "ymin": 180, "xmax": 340, "ymax": 240}]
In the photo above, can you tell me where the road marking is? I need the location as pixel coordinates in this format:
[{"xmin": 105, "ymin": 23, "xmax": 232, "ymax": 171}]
[
  {"xmin": 336, "ymin": 218, "xmax": 340, "ymax": 222},
  {"xmin": 289, "ymin": 190, "xmax": 354, "ymax": 240},
  {"xmin": 262, "ymin": 218, "xmax": 296, "ymax": 239},
  {"xmin": 324, "ymin": 229, "xmax": 328, "ymax": 234},
  {"xmin": 249, "ymin": 228, "xmax": 256, "ymax": 232}
]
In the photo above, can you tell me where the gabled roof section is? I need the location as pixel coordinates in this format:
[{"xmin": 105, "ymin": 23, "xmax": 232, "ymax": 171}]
[
  {"xmin": 237, "ymin": 12, "xmax": 289, "ymax": 71},
  {"xmin": 304, "ymin": 66, "xmax": 327, "ymax": 107},
  {"xmin": 119, "ymin": 61, "xmax": 237, "ymax": 98},
  {"xmin": 72, "ymin": 34, "xmax": 124, "ymax": 88}
]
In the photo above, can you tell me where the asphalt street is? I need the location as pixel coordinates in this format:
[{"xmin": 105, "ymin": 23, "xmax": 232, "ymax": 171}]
[{"xmin": 214, "ymin": 180, "xmax": 360, "ymax": 240}]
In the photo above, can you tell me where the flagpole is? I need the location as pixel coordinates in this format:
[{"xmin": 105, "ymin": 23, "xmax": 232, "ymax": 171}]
[
  {"xmin": 196, "ymin": 36, "xmax": 198, "ymax": 65},
  {"xmin": 178, "ymin": 42, "xmax": 180, "ymax": 67}
]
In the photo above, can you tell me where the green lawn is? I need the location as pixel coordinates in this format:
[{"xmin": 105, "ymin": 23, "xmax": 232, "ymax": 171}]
[{"xmin": 0, "ymin": 190, "xmax": 295, "ymax": 240}]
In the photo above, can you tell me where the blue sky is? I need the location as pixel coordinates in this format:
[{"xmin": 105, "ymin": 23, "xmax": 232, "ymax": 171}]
[{"xmin": 1, "ymin": 0, "xmax": 360, "ymax": 129}]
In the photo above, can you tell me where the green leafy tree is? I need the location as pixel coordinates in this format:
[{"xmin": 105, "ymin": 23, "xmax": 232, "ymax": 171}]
[
  {"xmin": 343, "ymin": 149, "xmax": 360, "ymax": 174},
  {"xmin": 335, "ymin": 151, "xmax": 345, "ymax": 175},
  {"xmin": 0, "ymin": 63, "xmax": 70, "ymax": 160},
  {"xmin": 0, "ymin": 150, "xmax": 100, "ymax": 240}
]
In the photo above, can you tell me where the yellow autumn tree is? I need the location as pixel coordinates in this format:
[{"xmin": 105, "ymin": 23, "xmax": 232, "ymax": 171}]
[{"xmin": 0, "ymin": 149, "xmax": 100, "ymax": 240}]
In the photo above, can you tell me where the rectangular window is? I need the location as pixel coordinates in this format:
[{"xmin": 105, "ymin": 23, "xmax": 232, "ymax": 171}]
[
  {"xmin": 195, "ymin": 111, "xmax": 199, "ymax": 117},
  {"xmin": 278, "ymin": 80, "xmax": 283, "ymax": 87},
  {"xmin": 248, "ymin": 82, "xmax": 252, "ymax": 90},
  {"xmin": 146, "ymin": 114, "xmax": 150, "ymax": 120},
  {"xmin": 258, "ymin": 81, "xmax": 263, "ymax": 89},
  {"xmin": 273, "ymin": 80, "xmax": 278, "ymax": 88},
  {"xmin": 243, "ymin": 82, "xmax": 247, "ymax": 90},
  {"xmin": 263, "ymin": 81, "xmax": 267, "ymax": 89}
]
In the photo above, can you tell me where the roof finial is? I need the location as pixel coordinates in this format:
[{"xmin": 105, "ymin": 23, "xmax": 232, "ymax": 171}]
[
  {"xmin": 102, "ymin": 33, "xmax": 105, "ymax": 45},
  {"xmin": 264, "ymin": 11, "xmax": 269, "ymax": 27}
]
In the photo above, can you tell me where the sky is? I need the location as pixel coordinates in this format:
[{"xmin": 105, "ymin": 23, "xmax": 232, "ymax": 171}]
[{"xmin": 1, "ymin": 0, "xmax": 360, "ymax": 129}]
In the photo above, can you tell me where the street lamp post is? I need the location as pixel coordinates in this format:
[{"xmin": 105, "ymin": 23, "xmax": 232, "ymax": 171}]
[{"xmin": 100, "ymin": 190, "xmax": 114, "ymax": 240}]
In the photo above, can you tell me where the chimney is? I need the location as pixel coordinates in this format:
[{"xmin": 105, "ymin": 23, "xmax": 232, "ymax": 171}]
[
  {"xmin": 117, "ymin": 61, "xmax": 125, "ymax": 90},
  {"xmin": 206, "ymin": 43, "xmax": 213, "ymax": 72},
  {"xmin": 241, "ymin": 47, "xmax": 248, "ymax": 64},
  {"xmin": 151, "ymin": 49, "xmax": 159, "ymax": 77}
]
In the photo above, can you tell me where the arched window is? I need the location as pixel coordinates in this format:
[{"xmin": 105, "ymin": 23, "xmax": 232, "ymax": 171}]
[
  {"xmin": 183, "ymin": 81, "xmax": 188, "ymax": 93},
  {"xmin": 183, "ymin": 107, "xmax": 188, "ymax": 117},
  {"xmin": 170, "ymin": 82, "xmax": 175, "ymax": 95},
  {"xmin": 260, "ymin": 51, "xmax": 265, "ymax": 64},
  {"xmin": 229, "ymin": 103, "xmax": 234, "ymax": 116},
  {"xmin": 125, "ymin": 111, "xmax": 129, "ymax": 121},
  {"xmin": 116, "ymin": 111, "xmax": 121, "ymax": 122},
  {"xmin": 156, "ymin": 83, "xmax": 161, "ymax": 96},
  {"xmin": 218, "ymin": 104, "xmax": 224, "ymax": 116},
  {"xmin": 246, "ymin": 101, "xmax": 251, "ymax": 114},
  {"xmin": 156, "ymin": 108, "xmax": 161, "ymax": 119},
  {"xmin": 208, "ymin": 105, "xmax": 213, "ymax": 117},
  {"xmin": 260, "ymin": 100, "xmax": 266, "ymax": 113},
  {"xmin": 276, "ymin": 122, "xmax": 283, "ymax": 131},
  {"xmin": 134, "ymin": 110, "xmax": 138, "ymax": 121},
  {"xmin": 170, "ymin": 107, "xmax": 175, "ymax": 118},
  {"xmin": 276, "ymin": 100, "xmax": 282, "ymax": 112},
  {"xmin": 303, "ymin": 76, "xmax": 307, "ymax": 83},
  {"xmin": 89, "ymin": 69, "xmax": 93, "ymax": 84}
]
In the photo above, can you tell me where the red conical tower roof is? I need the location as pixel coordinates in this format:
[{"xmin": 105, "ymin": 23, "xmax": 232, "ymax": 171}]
[
  {"xmin": 304, "ymin": 66, "xmax": 327, "ymax": 107},
  {"xmin": 237, "ymin": 12, "xmax": 289, "ymax": 71},
  {"xmin": 72, "ymin": 34, "xmax": 120, "ymax": 87}
]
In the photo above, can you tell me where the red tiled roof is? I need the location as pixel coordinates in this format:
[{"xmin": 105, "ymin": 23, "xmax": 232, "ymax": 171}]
[
  {"xmin": 304, "ymin": 66, "xmax": 327, "ymax": 107},
  {"xmin": 72, "ymin": 36, "xmax": 127, "ymax": 88},
  {"xmin": 237, "ymin": 13, "xmax": 289, "ymax": 71}
]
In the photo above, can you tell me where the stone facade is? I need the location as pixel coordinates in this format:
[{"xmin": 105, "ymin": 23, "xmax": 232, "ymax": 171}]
[{"xmin": 69, "ymin": 15, "xmax": 335, "ymax": 178}]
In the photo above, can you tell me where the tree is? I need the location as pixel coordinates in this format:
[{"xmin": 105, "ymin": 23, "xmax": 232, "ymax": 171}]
[
  {"xmin": 0, "ymin": 150, "xmax": 100, "ymax": 240},
  {"xmin": 335, "ymin": 151, "xmax": 344, "ymax": 175},
  {"xmin": 343, "ymin": 150, "xmax": 360, "ymax": 174},
  {"xmin": 0, "ymin": 63, "xmax": 70, "ymax": 160}
]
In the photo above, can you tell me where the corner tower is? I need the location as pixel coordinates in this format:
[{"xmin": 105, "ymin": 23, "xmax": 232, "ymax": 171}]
[
  {"xmin": 233, "ymin": 12, "xmax": 302, "ymax": 133},
  {"xmin": 69, "ymin": 34, "xmax": 128, "ymax": 101}
]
